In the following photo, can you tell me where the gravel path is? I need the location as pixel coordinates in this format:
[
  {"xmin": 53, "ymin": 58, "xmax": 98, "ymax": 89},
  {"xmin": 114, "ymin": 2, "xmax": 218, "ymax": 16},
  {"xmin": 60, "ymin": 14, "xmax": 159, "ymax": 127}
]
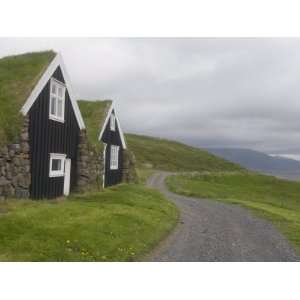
[{"xmin": 144, "ymin": 172, "xmax": 299, "ymax": 262}]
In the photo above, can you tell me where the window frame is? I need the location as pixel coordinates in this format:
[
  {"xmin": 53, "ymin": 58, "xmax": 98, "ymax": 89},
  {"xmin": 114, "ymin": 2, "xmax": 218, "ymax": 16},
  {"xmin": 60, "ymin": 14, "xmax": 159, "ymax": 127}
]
[
  {"xmin": 49, "ymin": 78, "xmax": 66, "ymax": 123},
  {"xmin": 110, "ymin": 145, "xmax": 119, "ymax": 170},
  {"xmin": 49, "ymin": 153, "xmax": 66, "ymax": 177},
  {"xmin": 110, "ymin": 113, "xmax": 116, "ymax": 131}
]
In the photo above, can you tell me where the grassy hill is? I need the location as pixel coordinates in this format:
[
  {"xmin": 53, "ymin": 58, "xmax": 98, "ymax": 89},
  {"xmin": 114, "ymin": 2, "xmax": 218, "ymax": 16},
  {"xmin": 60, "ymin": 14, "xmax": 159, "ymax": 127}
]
[{"xmin": 126, "ymin": 134, "xmax": 243, "ymax": 173}]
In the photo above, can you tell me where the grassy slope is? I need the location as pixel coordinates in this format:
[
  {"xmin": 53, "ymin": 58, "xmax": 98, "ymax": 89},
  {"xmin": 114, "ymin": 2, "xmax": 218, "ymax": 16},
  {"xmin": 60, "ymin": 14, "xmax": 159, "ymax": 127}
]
[
  {"xmin": 166, "ymin": 172, "xmax": 300, "ymax": 251},
  {"xmin": 126, "ymin": 134, "xmax": 243, "ymax": 172},
  {"xmin": 78, "ymin": 100, "xmax": 112, "ymax": 151},
  {"xmin": 0, "ymin": 51, "xmax": 56, "ymax": 146},
  {"xmin": 0, "ymin": 184, "xmax": 178, "ymax": 261}
]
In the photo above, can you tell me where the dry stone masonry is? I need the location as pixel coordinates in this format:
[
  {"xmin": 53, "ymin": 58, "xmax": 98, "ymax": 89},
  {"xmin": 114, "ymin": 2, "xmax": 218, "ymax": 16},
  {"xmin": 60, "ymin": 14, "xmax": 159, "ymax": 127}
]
[
  {"xmin": 0, "ymin": 117, "xmax": 31, "ymax": 199},
  {"xmin": 76, "ymin": 130, "xmax": 103, "ymax": 192},
  {"xmin": 122, "ymin": 150, "xmax": 138, "ymax": 184}
]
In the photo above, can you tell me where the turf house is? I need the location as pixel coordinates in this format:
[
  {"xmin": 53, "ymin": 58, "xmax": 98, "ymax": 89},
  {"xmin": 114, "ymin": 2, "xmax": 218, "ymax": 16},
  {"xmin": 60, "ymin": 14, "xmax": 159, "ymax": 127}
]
[
  {"xmin": 78, "ymin": 100, "xmax": 135, "ymax": 188},
  {"xmin": 0, "ymin": 51, "xmax": 136, "ymax": 199}
]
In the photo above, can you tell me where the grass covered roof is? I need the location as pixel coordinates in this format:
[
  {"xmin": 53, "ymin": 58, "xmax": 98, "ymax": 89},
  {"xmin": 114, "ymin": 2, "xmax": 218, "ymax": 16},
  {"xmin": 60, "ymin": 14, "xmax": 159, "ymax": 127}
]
[
  {"xmin": 0, "ymin": 50, "xmax": 56, "ymax": 146},
  {"xmin": 78, "ymin": 100, "xmax": 112, "ymax": 150}
]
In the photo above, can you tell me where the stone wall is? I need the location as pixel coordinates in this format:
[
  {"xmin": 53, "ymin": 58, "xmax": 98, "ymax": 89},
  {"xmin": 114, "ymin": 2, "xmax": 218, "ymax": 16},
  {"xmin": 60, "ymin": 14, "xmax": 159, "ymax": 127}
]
[
  {"xmin": 76, "ymin": 130, "xmax": 103, "ymax": 192},
  {"xmin": 0, "ymin": 116, "xmax": 31, "ymax": 199},
  {"xmin": 122, "ymin": 149, "xmax": 138, "ymax": 184}
]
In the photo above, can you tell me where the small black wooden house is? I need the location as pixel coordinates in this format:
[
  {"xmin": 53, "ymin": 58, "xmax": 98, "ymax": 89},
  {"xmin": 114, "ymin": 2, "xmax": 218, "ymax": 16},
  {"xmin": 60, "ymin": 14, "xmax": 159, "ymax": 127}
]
[
  {"xmin": 0, "ymin": 51, "xmax": 85, "ymax": 199},
  {"xmin": 20, "ymin": 52, "xmax": 85, "ymax": 198},
  {"xmin": 78, "ymin": 100, "xmax": 128, "ymax": 188}
]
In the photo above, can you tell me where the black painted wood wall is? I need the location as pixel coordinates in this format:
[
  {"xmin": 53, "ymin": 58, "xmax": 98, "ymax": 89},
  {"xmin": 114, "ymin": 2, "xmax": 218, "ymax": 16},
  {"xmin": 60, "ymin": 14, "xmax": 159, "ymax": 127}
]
[
  {"xmin": 101, "ymin": 110, "xmax": 124, "ymax": 187},
  {"xmin": 29, "ymin": 67, "xmax": 80, "ymax": 199}
]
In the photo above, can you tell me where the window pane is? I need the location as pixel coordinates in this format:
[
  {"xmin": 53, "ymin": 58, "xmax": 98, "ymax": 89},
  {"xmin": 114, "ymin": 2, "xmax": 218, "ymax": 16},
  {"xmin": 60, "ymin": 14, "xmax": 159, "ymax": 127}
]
[
  {"xmin": 51, "ymin": 97, "xmax": 56, "ymax": 115},
  {"xmin": 52, "ymin": 159, "xmax": 61, "ymax": 171},
  {"xmin": 58, "ymin": 87, "xmax": 63, "ymax": 97},
  {"xmin": 57, "ymin": 99, "xmax": 63, "ymax": 117},
  {"xmin": 51, "ymin": 83, "xmax": 57, "ymax": 94}
]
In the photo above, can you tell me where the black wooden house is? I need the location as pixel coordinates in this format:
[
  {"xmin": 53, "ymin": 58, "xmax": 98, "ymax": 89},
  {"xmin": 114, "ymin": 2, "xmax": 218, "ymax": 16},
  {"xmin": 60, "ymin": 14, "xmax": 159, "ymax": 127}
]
[
  {"xmin": 20, "ymin": 52, "xmax": 86, "ymax": 198},
  {"xmin": 0, "ymin": 51, "xmax": 85, "ymax": 199},
  {"xmin": 78, "ymin": 100, "xmax": 127, "ymax": 188},
  {"xmin": 99, "ymin": 104, "xmax": 127, "ymax": 187}
]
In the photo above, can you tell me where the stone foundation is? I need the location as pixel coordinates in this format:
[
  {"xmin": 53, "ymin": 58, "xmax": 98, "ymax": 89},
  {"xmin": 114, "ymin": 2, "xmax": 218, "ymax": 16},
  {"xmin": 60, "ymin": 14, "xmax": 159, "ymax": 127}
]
[{"xmin": 0, "ymin": 117, "xmax": 31, "ymax": 199}]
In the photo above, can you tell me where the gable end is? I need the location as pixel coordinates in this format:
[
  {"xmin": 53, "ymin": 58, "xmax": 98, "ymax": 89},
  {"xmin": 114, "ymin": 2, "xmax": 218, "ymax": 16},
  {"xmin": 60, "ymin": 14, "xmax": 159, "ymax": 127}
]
[
  {"xmin": 98, "ymin": 103, "xmax": 127, "ymax": 149},
  {"xmin": 20, "ymin": 53, "xmax": 85, "ymax": 130}
]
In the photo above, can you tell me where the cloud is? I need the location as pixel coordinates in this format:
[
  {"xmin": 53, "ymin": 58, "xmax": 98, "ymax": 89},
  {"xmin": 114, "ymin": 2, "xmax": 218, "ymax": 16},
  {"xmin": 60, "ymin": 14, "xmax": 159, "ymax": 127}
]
[{"xmin": 1, "ymin": 38, "xmax": 300, "ymax": 154}]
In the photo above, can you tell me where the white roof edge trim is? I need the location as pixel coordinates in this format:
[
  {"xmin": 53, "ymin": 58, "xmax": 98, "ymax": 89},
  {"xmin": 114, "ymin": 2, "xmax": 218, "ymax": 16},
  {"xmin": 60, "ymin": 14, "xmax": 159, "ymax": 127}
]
[
  {"xmin": 114, "ymin": 106, "xmax": 127, "ymax": 149},
  {"xmin": 98, "ymin": 102, "xmax": 127, "ymax": 149},
  {"xmin": 98, "ymin": 103, "xmax": 113, "ymax": 141},
  {"xmin": 20, "ymin": 53, "xmax": 86, "ymax": 130},
  {"xmin": 58, "ymin": 53, "xmax": 85, "ymax": 130}
]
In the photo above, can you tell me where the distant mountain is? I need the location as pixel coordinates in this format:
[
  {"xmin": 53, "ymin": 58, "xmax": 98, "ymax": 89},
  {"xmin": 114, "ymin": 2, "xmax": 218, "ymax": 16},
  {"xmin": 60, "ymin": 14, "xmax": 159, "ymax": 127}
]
[{"xmin": 206, "ymin": 148, "xmax": 300, "ymax": 180}]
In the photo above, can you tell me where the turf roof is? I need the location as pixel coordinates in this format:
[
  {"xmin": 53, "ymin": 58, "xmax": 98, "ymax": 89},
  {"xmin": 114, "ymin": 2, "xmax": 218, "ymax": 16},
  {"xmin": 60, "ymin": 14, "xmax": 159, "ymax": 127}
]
[
  {"xmin": 78, "ymin": 100, "xmax": 112, "ymax": 151},
  {"xmin": 0, "ymin": 50, "xmax": 56, "ymax": 147}
]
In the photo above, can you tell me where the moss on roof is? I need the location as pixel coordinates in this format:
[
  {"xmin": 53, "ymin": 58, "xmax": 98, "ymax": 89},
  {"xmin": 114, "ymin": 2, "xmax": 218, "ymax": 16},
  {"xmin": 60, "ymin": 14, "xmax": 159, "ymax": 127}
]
[
  {"xmin": 78, "ymin": 100, "xmax": 112, "ymax": 151},
  {"xmin": 0, "ymin": 50, "xmax": 56, "ymax": 146}
]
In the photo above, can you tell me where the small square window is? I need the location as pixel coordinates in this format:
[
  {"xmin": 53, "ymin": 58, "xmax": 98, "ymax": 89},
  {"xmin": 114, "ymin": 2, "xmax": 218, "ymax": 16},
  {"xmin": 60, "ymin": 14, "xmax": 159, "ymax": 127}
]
[
  {"xmin": 49, "ymin": 153, "xmax": 66, "ymax": 177},
  {"xmin": 49, "ymin": 78, "xmax": 66, "ymax": 123}
]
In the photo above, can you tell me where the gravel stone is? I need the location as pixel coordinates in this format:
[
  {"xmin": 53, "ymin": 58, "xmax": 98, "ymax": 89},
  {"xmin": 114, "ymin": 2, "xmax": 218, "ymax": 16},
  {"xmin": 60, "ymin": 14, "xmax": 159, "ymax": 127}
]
[{"xmin": 144, "ymin": 172, "xmax": 299, "ymax": 262}]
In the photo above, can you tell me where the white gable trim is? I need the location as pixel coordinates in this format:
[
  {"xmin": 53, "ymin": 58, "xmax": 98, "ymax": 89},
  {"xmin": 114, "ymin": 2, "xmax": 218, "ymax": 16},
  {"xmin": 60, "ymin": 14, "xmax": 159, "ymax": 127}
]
[
  {"xmin": 20, "ymin": 53, "xmax": 85, "ymax": 130},
  {"xmin": 98, "ymin": 102, "xmax": 127, "ymax": 149}
]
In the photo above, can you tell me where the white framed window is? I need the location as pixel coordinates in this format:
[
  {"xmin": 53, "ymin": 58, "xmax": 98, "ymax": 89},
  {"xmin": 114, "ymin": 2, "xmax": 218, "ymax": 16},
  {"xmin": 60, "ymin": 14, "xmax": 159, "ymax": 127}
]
[
  {"xmin": 110, "ymin": 145, "xmax": 119, "ymax": 170},
  {"xmin": 110, "ymin": 113, "xmax": 116, "ymax": 131},
  {"xmin": 49, "ymin": 153, "xmax": 66, "ymax": 177},
  {"xmin": 49, "ymin": 78, "xmax": 66, "ymax": 122}
]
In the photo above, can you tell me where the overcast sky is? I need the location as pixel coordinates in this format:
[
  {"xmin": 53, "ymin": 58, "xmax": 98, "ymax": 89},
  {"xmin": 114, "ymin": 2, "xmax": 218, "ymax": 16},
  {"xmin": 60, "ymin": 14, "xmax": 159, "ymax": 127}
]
[{"xmin": 1, "ymin": 38, "xmax": 300, "ymax": 154}]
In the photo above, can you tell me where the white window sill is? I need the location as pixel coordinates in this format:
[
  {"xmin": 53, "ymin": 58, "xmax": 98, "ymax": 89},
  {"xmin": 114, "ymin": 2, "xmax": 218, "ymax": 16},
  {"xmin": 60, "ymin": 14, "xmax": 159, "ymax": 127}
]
[
  {"xmin": 110, "ymin": 167, "xmax": 118, "ymax": 170},
  {"xmin": 49, "ymin": 172, "xmax": 65, "ymax": 178},
  {"xmin": 49, "ymin": 115, "xmax": 65, "ymax": 123}
]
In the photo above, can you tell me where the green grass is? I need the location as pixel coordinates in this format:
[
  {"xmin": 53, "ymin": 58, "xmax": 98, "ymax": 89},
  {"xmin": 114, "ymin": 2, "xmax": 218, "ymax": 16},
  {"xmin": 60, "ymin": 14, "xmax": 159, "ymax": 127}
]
[
  {"xmin": 136, "ymin": 168, "xmax": 156, "ymax": 184},
  {"xmin": 166, "ymin": 172, "xmax": 300, "ymax": 252},
  {"xmin": 0, "ymin": 184, "xmax": 178, "ymax": 261},
  {"xmin": 78, "ymin": 100, "xmax": 112, "ymax": 151},
  {"xmin": 126, "ymin": 134, "xmax": 243, "ymax": 172},
  {"xmin": 0, "ymin": 51, "xmax": 55, "ymax": 146}
]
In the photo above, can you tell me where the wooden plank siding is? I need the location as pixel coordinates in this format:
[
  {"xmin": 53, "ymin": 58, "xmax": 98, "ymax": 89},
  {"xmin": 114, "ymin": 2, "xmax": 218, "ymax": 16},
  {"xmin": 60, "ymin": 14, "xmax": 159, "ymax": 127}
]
[
  {"xmin": 101, "ymin": 110, "xmax": 124, "ymax": 187},
  {"xmin": 29, "ymin": 66, "xmax": 80, "ymax": 199}
]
